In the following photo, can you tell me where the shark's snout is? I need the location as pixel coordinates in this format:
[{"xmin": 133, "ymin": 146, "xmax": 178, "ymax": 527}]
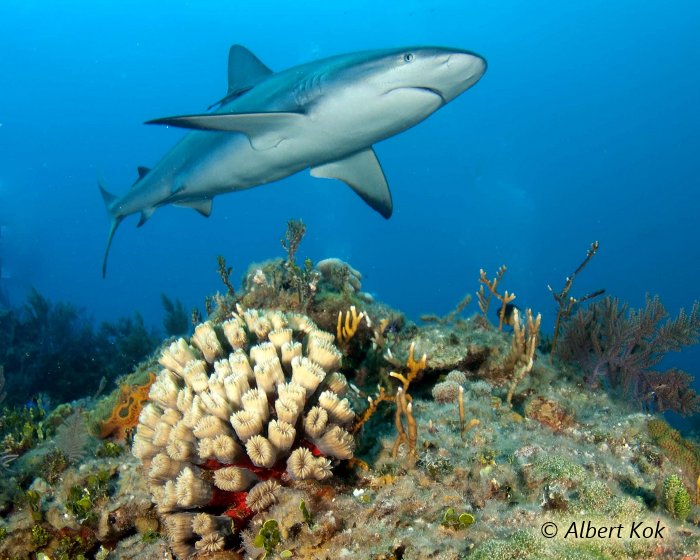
[{"xmin": 434, "ymin": 50, "xmax": 486, "ymax": 102}]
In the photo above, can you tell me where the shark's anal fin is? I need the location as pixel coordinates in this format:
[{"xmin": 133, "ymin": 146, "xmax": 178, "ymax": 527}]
[
  {"xmin": 146, "ymin": 112, "xmax": 305, "ymax": 151},
  {"xmin": 174, "ymin": 198, "xmax": 214, "ymax": 217},
  {"xmin": 311, "ymin": 148, "xmax": 393, "ymax": 219}
]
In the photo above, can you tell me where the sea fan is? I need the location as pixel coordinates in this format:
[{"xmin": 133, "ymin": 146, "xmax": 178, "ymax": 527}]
[
  {"xmin": 54, "ymin": 409, "xmax": 90, "ymax": 464},
  {"xmin": 557, "ymin": 295, "xmax": 700, "ymax": 414}
]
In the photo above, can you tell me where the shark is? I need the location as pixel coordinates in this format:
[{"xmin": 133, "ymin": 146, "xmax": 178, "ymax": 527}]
[{"xmin": 100, "ymin": 44, "xmax": 487, "ymax": 276}]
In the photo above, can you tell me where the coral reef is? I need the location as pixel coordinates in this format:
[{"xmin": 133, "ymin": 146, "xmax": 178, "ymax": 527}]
[
  {"xmin": 132, "ymin": 308, "xmax": 355, "ymax": 557},
  {"xmin": 2, "ymin": 246, "xmax": 700, "ymax": 560}
]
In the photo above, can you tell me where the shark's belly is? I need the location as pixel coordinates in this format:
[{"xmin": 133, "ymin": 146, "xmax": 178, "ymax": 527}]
[{"xmin": 172, "ymin": 130, "xmax": 360, "ymax": 197}]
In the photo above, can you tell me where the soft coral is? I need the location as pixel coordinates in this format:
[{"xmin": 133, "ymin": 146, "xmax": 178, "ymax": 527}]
[{"xmin": 557, "ymin": 295, "xmax": 700, "ymax": 415}]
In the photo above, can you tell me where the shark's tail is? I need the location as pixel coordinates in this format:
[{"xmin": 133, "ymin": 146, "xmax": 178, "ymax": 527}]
[{"xmin": 99, "ymin": 183, "xmax": 124, "ymax": 279}]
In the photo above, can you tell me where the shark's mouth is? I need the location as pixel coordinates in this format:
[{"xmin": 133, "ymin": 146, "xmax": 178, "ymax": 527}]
[
  {"xmin": 388, "ymin": 86, "xmax": 446, "ymax": 105},
  {"xmin": 412, "ymin": 86, "xmax": 446, "ymax": 104}
]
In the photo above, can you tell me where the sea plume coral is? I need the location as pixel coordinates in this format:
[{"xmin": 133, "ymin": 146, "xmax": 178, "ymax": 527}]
[{"xmin": 133, "ymin": 307, "xmax": 355, "ymax": 558}]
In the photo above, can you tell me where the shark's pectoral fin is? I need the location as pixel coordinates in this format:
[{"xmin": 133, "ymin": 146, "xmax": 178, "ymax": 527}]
[
  {"xmin": 174, "ymin": 198, "xmax": 214, "ymax": 218},
  {"xmin": 146, "ymin": 112, "xmax": 305, "ymax": 151},
  {"xmin": 137, "ymin": 207, "xmax": 156, "ymax": 227},
  {"xmin": 311, "ymin": 148, "xmax": 393, "ymax": 219}
]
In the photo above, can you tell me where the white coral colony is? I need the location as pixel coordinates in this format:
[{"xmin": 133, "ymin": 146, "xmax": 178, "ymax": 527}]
[{"xmin": 133, "ymin": 309, "xmax": 356, "ymax": 558}]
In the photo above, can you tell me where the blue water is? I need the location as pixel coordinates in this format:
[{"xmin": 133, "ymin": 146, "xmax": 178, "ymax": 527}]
[{"xmin": 1, "ymin": 1, "xmax": 699, "ymax": 381}]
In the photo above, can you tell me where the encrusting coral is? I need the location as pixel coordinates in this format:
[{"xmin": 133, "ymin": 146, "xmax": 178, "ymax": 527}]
[
  {"xmin": 99, "ymin": 372, "xmax": 156, "ymax": 439},
  {"xmin": 132, "ymin": 307, "xmax": 356, "ymax": 558}
]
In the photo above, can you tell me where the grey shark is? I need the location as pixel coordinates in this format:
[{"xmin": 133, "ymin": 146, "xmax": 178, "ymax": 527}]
[{"xmin": 100, "ymin": 45, "xmax": 486, "ymax": 276}]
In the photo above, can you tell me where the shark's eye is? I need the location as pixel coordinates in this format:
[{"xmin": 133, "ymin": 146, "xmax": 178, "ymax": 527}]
[{"xmin": 403, "ymin": 53, "xmax": 415, "ymax": 63}]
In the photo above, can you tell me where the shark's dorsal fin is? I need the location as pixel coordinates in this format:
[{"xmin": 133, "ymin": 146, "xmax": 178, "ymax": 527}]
[
  {"xmin": 174, "ymin": 198, "xmax": 213, "ymax": 217},
  {"xmin": 132, "ymin": 166, "xmax": 151, "ymax": 188},
  {"xmin": 311, "ymin": 148, "xmax": 393, "ymax": 219},
  {"xmin": 147, "ymin": 112, "xmax": 305, "ymax": 151},
  {"xmin": 228, "ymin": 45, "xmax": 273, "ymax": 97},
  {"xmin": 207, "ymin": 46, "xmax": 274, "ymax": 109}
]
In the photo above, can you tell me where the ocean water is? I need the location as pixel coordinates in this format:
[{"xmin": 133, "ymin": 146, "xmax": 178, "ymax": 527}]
[{"xmin": 1, "ymin": 1, "xmax": 699, "ymax": 391}]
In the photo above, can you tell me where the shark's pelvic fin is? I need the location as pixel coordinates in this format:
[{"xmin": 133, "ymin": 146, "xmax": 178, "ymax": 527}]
[
  {"xmin": 146, "ymin": 112, "xmax": 305, "ymax": 150},
  {"xmin": 311, "ymin": 148, "xmax": 393, "ymax": 219},
  {"xmin": 174, "ymin": 198, "xmax": 214, "ymax": 217},
  {"xmin": 137, "ymin": 207, "xmax": 156, "ymax": 227},
  {"xmin": 99, "ymin": 183, "xmax": 124, "ymax": 279}
]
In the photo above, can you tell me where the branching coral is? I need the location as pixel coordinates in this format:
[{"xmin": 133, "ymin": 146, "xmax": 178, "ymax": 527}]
[
  {"xmin": 547, "ymin": 241, "xmax": 604, "ymax": 355},
  {"xmin": 336, "ymin": 305, "xmax": 366, "ymax": 350},
  {"xmin": 506, "ymin": 308, "xmax": 542, "ymax": 406},
  {"xmin": 478, "ymin": 266, "xmax": 515, "ymax": 330},
  {"xmin": 132, "ymin": 309, "xmax": 355, "ymax": 558},
  {"xmin": 420, "ymin": 293, "xmax": 472, "ymax": 325},
  {"xmin": 557, "ymin": 295, "xmax": 700, "ymax": 414},
  {"xmin": 353, "ymin": 342, "xmax": 426, "ymax": 463}
]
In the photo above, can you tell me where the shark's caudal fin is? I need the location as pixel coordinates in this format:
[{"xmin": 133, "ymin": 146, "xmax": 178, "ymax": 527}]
[{"xmin": 99, "ymin": 183, "xmax": 124, "ymax": 278}]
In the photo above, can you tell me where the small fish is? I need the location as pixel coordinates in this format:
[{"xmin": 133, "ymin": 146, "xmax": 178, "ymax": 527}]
[{"xmin": 497, "ymin": 303, "xmax": 520, "ymax": 327}]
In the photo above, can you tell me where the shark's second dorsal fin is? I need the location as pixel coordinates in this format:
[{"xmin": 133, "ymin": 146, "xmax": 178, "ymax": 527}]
[{"xmin": 227, "ymin": 45, "xmax": 273, "ymax": 97}]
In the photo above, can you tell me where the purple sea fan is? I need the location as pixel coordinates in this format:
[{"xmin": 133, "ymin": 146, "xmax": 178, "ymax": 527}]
[{"xmin": 556, "ymin": 295, "xmax": 700, "ymax": 415}]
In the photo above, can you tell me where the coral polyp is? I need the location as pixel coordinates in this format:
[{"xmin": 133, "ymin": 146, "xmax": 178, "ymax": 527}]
[{"xmin": 132, "ymin": 307, "xmax": 355, "ymax": 557}]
